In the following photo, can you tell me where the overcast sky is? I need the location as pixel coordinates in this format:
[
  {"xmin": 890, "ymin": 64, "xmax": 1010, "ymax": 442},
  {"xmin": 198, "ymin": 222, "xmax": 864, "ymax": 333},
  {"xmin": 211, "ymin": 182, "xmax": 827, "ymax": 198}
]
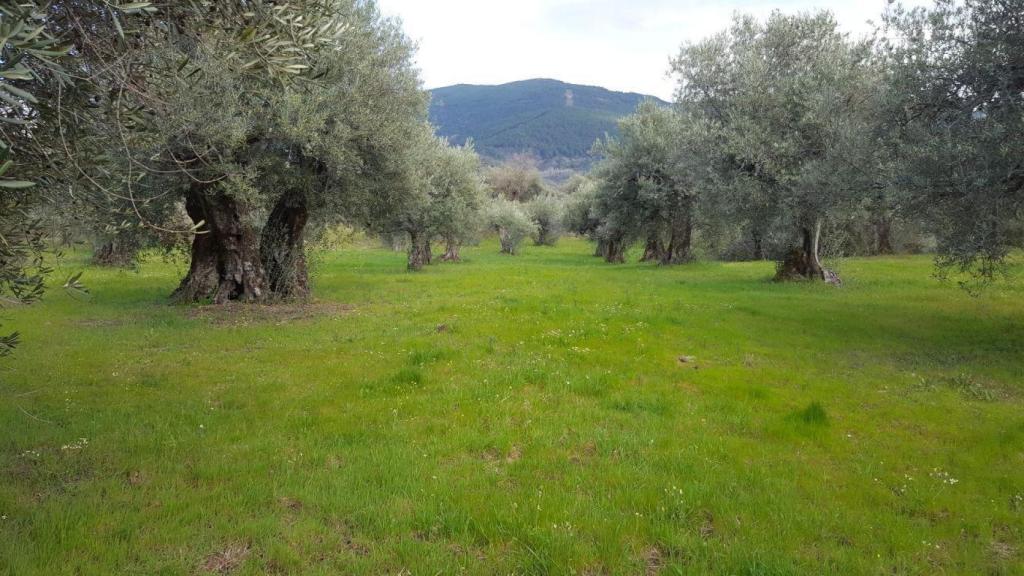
[{"xmin": 375, "ymin": 0, "xmax": 932, "ymax": 100}]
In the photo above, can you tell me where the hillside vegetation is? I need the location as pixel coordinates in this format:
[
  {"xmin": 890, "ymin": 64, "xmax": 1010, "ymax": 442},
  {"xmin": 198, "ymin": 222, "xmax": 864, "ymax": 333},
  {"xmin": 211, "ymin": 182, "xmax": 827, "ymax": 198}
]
[{"xmin": 429, "ymin": 79, "xmax": 666, "ymax": 171}]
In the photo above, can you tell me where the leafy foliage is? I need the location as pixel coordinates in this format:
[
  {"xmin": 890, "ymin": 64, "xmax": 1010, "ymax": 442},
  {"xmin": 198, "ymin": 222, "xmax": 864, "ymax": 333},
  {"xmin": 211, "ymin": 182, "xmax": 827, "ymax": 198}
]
[{"xmin": 486, "ymin": 199, "xmax": 537, "ymax": 255}]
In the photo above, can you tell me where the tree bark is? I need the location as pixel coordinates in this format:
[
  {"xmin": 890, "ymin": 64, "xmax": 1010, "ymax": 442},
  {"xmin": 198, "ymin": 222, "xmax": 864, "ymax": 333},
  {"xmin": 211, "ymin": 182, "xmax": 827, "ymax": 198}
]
[
  {"xmin": 751, "ymin": 228, "xmax": 765, "ymax": 261},
  {"xmin": 440, "ymin": 237, "xmax": 461, "ymax": 262},
  {"xmin": 499, "ymin": 229, "xmax": 518, "ymax": 255},
  {"xmin": 640, "ymin": 233, "xmax": 665, "ymax": 263},
  {"xmin": 92, "ymin": 238, "xmax": 137, "ymax": 267},
  {"xmin": 407, "ymin": 230, "xmax": 432, "ymax": 270},
  {"xmin": 594, "ymin": 238, "xmax": 609, "ymax": 258},
  {"xmin": 604, "ymin": 235, "xmax": 627, "ymax": 264},
  {"xmin": 260, "ymin": 188, "xmax": 310, "ymax": 299},
  {"xmin": 775, "ymin": 222, "xmax": 840, "ymax": 284},
  {"xmin": 172, "ymin": 185, "xmax": 267, "ymax": 304},
  {"xmin": 874, "ymin": 216, "xmax": 894, "ymax": 255},
  {"xmin": 660, "ymin": 208, "xmax": 693, "ymax": 266},
  {"xmin": 171, "ymin": 186, "xmax": 219, "ymax": 303}
]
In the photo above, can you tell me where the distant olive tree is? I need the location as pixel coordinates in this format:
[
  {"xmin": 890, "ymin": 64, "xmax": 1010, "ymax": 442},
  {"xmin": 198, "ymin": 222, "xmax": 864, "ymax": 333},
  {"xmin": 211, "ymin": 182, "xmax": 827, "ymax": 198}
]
[
  {"xmin": 391, "ymin": 130, "xmax": 485, "ymax": 270},
  {"xmin": 487, "ymin": 199, "xmax": 537, "ymax": 255},
  {"xmin": 590, "ymin": 100, "xmax": 695, "ymax": 264},
  {"xmin": 486, "ymin": 156, "xmax": 546, "ymax": 202},
  {"xmin": 526, "ymin": 194, "xmax": 565, "ymax": 246}
]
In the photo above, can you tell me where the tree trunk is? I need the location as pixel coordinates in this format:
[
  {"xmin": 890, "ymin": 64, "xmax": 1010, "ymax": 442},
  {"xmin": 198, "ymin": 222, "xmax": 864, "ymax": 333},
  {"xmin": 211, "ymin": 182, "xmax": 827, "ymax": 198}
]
[
  {"xmin": 172, "ymin": 185, "xmax": 267, "ymax": 304},
  {"xmin": 92, "ymin": 238, "xmax": 137, "ymax": 267},
  {"xmin": 594, "ymin": 238, "xmax": 609, "ymax": 258},
  {"xmin": 604, "ymin": 235, "xmax": 627, "ymax": 264},
  {"xmin": 407, "ymin": 230, "xmax": 432, "ymax": 270},
  {"xmin": 440, "ymin": 237, "xmax": 461, "ymax": 262},
  {"xmin": 874, "ymin": 216, "xmax": 894, "ymax": 255},
  {"xmin": 171, "ymin": 186, "xmax": 219, "ymax": 303},
  {"xmin": 751, "ymin": 228, "xmax": 765, "ymax": 261},
  {"xmin": 640, "ymin": 233, "xmax": 665, "ymax": 263},
  {"xmin": 499, "ymin": 229, "xmax": 517, "ymax": 255},
  {"xmin": 260, "ymin": 189, "xmax": 310, "ymax": 300},
  {"xmin": 660, "ymin": 208, "xmax": 693, "ymax": 266},
  {"xmin": 775, "ymin": 222, "xmax": 840, "ymax": 284}
]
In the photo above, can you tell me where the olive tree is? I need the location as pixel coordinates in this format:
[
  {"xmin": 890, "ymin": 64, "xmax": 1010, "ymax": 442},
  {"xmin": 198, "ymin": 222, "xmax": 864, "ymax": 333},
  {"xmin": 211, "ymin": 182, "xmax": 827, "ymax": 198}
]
[
  {"xmin": 526, "ymin": 194, "xmax": 565, "ymax": 246},
  {"xmin": 881, "ymin": 0, "xmax": 1024, "ymax": 285},
  {"xmin": 590, "ymin": 100, "xmax": 695, "ymax": 264},
  {"xmin": 389, "ymin": 129, "xmax": 485, "ymax": 270},
  {"xmin": 672, "ymin": 12, "xmax": 882, "ymax": 282},
  {"xmin": 487, "ymin": 199, "xmax": 537, "ymax": 255},
  {"xmin": 485, "ymin": 156, "xmax": 546, "ymax": 202}
]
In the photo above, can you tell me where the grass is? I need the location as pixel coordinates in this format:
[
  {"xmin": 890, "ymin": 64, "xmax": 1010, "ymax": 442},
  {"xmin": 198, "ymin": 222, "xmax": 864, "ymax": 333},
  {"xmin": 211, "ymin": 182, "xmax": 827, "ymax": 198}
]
[{"xmin": 1, "ymin": 238, "xmax": 1022, "ymax": 575}]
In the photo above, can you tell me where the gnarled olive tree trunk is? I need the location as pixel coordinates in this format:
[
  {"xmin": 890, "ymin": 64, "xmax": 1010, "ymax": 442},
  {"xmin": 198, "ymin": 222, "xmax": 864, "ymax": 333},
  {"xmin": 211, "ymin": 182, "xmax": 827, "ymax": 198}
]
[
  {"xmin": 172, "ymin": 184, "xmax": 268, "ymax": 304},
  {"xmin": 93, "ymin": 237, "xmax": 137, "ymax": 267},
  {"xmin": 260, "ymin": 189, "xmax": 310, "ymax": 299},
  {"xmin": 440, "ymin": 236, "xmax": 461, "ymax": 262},
  {"xmin": 640, "ymin": 232, "xmax": 665, "ymax": 263},
  {"xmin": 172, "ymin": 186, "xmax": 220, "ymax": 303},
  {"xmin": 604, "ymin": 234, "xmax": 627, "ymax": 264},
  {"xmin": 775, "ymin": 221, "xmax": 840, "ymax": 284},
  {"xmin": 660, "ymin": 206, "xmax": 693, "ymax": 266},
  {"xmin": 407, "ymin": 230, "xmax": 432, "ymax": 271}
]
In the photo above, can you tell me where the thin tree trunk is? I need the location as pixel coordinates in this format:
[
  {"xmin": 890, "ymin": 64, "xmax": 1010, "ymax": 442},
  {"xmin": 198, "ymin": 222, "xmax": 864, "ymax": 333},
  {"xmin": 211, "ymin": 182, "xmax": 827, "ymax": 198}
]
[
  {"xmin": 260, "ymin": 188, "xmax": 310, "ymax": 300},
  {"xmin": 874, "ymin": 216, "xmax": 894, "ymax": 255},
  {"xmin": 751, "ymin": 227, "xmax": 765, "ymax": 261}
]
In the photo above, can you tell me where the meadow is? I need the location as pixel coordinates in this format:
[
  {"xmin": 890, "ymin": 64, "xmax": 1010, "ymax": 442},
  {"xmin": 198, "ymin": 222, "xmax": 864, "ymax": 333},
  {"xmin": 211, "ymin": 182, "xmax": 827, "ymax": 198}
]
[{"xmin": 0, "ymin": 239, "xmax": 1022, "ymax": 575}]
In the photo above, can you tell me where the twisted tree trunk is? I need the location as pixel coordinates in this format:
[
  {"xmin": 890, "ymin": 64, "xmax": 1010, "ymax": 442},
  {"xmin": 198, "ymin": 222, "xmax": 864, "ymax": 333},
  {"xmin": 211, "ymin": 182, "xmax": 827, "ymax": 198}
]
[
  {"xmin": 172, "ymin": 186, "xmax": 219, "ymax": 303},
  {"xmin": 93, "ymin": 237, "xmax": 137, "ymax": 267},
  {"xmin": 775, "ymin": 221, "xmax": 840, "ymax": 284},
  {"xmin": 640, "ymin": 232, "xmax": 665, "ymax": 263},
  {"xmin": 440, "ymin": 237, "xmax": 461, "ymax": 262},
  {"xmin": 172, "ymin": 184, "xmax": 267, "ymax": 304},
  {"xmin": 260, "ymin": 189, "xmax": 309, "ymax": 299},
  {"xmin": 407, "ymin": 230, "xmax": 432, "ymax": 270},
  {"xmin": 604, "ymin": 234, "xmax": 627, "ymax": 264},
  {"xmin": 661, "ymin": 206, "xmax": 693, "ymax": 266}
]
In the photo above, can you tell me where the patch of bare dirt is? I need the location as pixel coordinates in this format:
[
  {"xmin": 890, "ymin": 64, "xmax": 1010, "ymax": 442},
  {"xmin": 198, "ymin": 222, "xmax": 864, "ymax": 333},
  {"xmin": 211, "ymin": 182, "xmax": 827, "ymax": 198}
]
[
  {"xmin": 643, "ymin": 546, "xmax": 664, "ymax": 575},
  {"xmin": 184, "ymin": 301, "xmax": 354, "ymax": 326},
  {"xmin": 201, "ymin": 543, "xmax": 251, "ymax": 574},
  {"xmin": 698, "ymin": 511, "xmax": 715, "ymax": 540}
]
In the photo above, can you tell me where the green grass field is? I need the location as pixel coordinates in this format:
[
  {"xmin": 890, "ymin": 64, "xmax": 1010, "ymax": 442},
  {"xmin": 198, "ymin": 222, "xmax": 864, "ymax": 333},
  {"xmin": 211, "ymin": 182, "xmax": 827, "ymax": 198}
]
[{"xmin": 1, "ymin": 239, "xmax": 1022, "ymax": 575}]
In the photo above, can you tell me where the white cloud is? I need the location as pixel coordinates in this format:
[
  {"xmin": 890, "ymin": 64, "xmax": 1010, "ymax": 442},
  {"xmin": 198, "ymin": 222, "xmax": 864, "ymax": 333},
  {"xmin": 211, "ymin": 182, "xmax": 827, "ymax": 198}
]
[{"xmin": 376, "ymin": 0, "xmax": 933, "ymax": 100}]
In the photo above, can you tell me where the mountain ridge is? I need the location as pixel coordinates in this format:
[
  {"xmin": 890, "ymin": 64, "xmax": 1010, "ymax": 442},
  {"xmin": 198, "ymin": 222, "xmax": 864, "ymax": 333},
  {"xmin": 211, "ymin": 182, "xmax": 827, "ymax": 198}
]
[{"xmin": 428, "ymin": 79, "xmax": 668, "ymax": 179}]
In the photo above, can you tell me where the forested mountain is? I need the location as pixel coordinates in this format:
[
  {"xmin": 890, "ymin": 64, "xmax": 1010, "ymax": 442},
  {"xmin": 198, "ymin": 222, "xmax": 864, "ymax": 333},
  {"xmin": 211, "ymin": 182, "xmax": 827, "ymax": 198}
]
[{"xmin": 429, "ymin": 79, "xmax": 667, "ymax": 175}]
